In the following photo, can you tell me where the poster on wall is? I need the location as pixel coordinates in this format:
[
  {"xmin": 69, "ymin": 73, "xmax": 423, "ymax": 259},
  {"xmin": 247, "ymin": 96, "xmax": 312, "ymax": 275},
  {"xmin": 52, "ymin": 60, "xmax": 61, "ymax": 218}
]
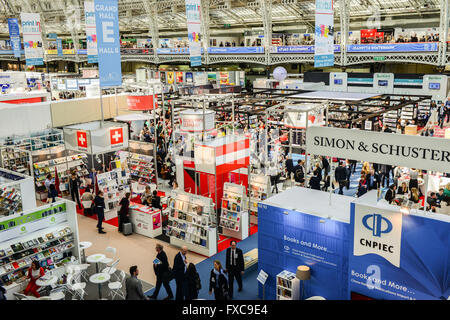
[
  {"xmin": 20, "ymin": 13, "xmax": 44, "ymax": 66},
  {"xmin": 185, "ymin": 0, "xmax": 202, "ymax": 67},
  {"xmin": 349, "ymin": 203, "xmax": 450, "ymax": 300},
  {"xmin": 314, "ymin": 0, "xmax": 334, "ymax": 67},
  {"xmin": 167, "ymin": 71, "xmax": 174, "ymax": 84},
  {"xmin": 185, "ymin": 72, "xmax": 193, "ymax": 83},
  {"xmin": 176, "ymin": 71, "xmax": 184, "ymax": 83},
  {"xmin": 7, "ymin": 18, "xmax": 21, "ymax": 58},
  {"xmin": 152, "ymin": 214, "xmax": 161, "ymax": 230},
  {"xmin": 94, "ymin": 0, "xmax": 122, "ymax": 87},
  {"xmin": 84, "ymin": 1, "xmax": 98, "ymax": 63},
  {"xmin": 160, "ymin": 71, "xmax": 166, "ymax": 84}
]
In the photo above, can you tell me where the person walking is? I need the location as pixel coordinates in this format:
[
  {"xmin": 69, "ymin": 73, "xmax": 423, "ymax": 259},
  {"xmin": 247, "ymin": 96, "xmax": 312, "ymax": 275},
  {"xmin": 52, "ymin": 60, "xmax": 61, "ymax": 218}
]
[
  {"xmin": 69, "ymin": 172, "xmax": 82, "ymax": 209},
  {"xmin": 225, "ymin": 241, "xmax": 244, "ymax": 299},
  {"xmin": 118, "ymin": 192, "xmax": 131, "ymax": 233},
  {"xmin": 334, "ymin": 161, "xmax": 348, "ymax": 195},
  {"xmin": 185, "ymin": 263, "xmax": 201, "ymax": 300},
  {"xmin": 209, "ymin": 260, "xmax": 229, "ymax": 300},
  {"xmin": 94, "ymin": 191, "xmax": 106, "ymax": 234},
  {"xmin": 125, "ymin": 266, "xmax": 150, "ymax": 300},
  {"xmin": 150, "ymin": 243, "xmax": 174, "ymax": 300},
  {"xmin": 173, "ymin": 246, "xmax": 188, "ymax": 300}
]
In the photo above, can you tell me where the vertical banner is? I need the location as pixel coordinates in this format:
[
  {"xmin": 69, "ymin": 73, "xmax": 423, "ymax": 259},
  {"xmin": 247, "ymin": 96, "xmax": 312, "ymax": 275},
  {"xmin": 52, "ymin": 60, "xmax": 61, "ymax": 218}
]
[
  {"xmin": 8, "ymin": 18, "xmax": 22, "ymax": 58},
  {"xmin": 314, "ymin": 0, "xmax": 334, "ymax": 67},
  {"xmin": 185, "ymin": 0, "xmax": 202, "ymax": 67},
  {"xmin": 20, "ymin": 13, "xmax": 44, "ymax": 66},
  {"xmin": 94, "ymin": 0, "xmax": 122, "ymax": 87},
  {"xmin": 56, "ymin": 38, "xmax": 63, "ymax": 57},
  {"xmin": 84, "ymin": 1, "xmax": 98, "ymax": 63}
]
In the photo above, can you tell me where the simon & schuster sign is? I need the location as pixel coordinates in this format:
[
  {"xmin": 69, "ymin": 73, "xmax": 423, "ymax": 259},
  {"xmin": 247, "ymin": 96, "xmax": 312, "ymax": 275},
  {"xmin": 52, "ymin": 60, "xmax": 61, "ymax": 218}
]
[{"xmin": 306, "ymin": 127, "xmax": 450, "ymax": 173}]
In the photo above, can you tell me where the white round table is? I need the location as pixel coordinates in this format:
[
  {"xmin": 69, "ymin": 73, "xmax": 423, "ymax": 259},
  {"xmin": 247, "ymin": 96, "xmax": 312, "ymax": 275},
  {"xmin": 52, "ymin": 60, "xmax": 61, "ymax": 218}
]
[
  {"xmin": 49, "ymin": 291, "xmax": 65, "ymax": 300},
  {"xmin": 79, "ymin": 241, "xmax": 92, "ymax": 263},
  {"xmin": 89, "ymin": 272, "xmax": 111, "ymax": 300},
  {"xmin": 36, "ymin": 275, "xmax": 57, "ymax": 287},
  {"xmin": 306, "ymin": 296, "xmax": 326, "ymax": 300}
]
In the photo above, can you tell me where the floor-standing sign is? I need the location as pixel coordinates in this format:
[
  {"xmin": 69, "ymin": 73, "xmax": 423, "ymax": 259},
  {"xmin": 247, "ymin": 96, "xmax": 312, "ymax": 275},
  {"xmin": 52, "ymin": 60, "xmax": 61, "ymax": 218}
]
[
  {"xmin": 185, "ymin": 0, "xmax": 202, "ymax": 67},
  {"xmin": 20, "ymin": 13, "xmax": 44, "ymax": 66},
  {"xmin": 7, "ymin": 18, "xmax": 21, "ymax": 58},
  {"xmin": 94, "ymin": 0, "xmax": 122, "ymax": 88},
  {"xmin": 85, "ymin": 1, "xmax": 98, "ymax": 63},
  {"xmin": 314, "ymin": 0, "xmax": 334, "ymax": 67}
]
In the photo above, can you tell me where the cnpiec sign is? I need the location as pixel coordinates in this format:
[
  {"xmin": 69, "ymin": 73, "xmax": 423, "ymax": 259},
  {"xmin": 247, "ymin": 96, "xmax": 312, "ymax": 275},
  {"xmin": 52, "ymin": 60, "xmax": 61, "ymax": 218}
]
[{"xmin": 306, "ymin": 127, "xmax": 450, "ymax": 173}]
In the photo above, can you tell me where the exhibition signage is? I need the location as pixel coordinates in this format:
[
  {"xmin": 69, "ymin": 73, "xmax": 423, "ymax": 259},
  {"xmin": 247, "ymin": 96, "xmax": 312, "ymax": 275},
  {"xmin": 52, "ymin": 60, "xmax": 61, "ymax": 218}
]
[
  {"xmin": 76, "ymin": 130, "xmax": 89, "ymax": 151},
  {"xmin": 257, "ymin": 269, "xmax": 269, "ymax": 285},
  {"xmin": 56, "ymin": 38, "xmax": 63, "ymax": 57},
  {"xmin": 85, "ymin": 1, "xmax": 98, "ymax": 63},
  {"xmin": 127, "ymin": 95, "xmax": 158, "ymax": 110},
  {"xmin": 7, "ymin": 18, "xmax": 21, "ymax": 58},
  {"xmin": 94, "ymin": 0, "xmax": 122, "ymax": 87},
  {"xmin": 179, "ymin": 110, "xmax": 215, "ymax": 132},
  {"xmin": 272, "ymin": 45, "xmax": 340, "ymax": 53},
  {"xmin": 305, "ymin": 127, "xmax": 450, "ymax": 173},
  {"xmin": 208, "ymin": 47, "xmax": 264, "ymax": 54},
  {"xmin": 347, "ymin": 42, "xmax": 438, "ymax": 52},
  {"xmin": 314, "ymin": 0, "xmax": 334, "ymax": 67},
  {"xmin": 185, "ymin": 0, "xmax": 202, "ymax": 66},
  {"xmin": 349, "ymin": 202, "xmax": 450, "ymax": 300},
  {"xmin": 20, "ymin": 13, "xmax": 44, "ymax": 66}
]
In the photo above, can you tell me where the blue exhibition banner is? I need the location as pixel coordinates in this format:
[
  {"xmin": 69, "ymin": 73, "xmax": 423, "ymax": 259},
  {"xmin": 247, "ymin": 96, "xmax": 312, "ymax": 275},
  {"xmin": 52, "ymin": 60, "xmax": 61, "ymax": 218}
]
[
  {"xmin": 273, "ymin": 45, "xmax": 340, "ymax": 53},
  {"xmin": 94, "ymin": 0, "xmax": 122, "ymax": 87},
  {"xmin": 347, "ymin": 42, "xmax": 438, "ymax": 52},
  {"xmin": 7, "ymin": 18, "xmax": 21, "ymax": 58},
  {"xmin": 208, "ymin": 47, "xmax": 265, "ymax": 54},
  {"xmin": 349, "ymin": 203, "xmax": 450, "ymax": 300},
  {"xmin": 258, "ymin": 203, "xmax": 350, "ymax": 300},
  {"xmin": 56, "ymin": 38, "xmax": 63, "ymax": 57}
]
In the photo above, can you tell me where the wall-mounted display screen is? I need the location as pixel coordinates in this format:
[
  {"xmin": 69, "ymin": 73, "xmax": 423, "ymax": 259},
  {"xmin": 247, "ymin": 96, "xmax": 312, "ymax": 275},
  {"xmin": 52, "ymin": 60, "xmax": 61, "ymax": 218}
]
[
  {"xmin": 334, "ymin": 79, "xmax": 343, "ymax": 85},
  {"xmin": 378, "ymin": 80, "xmax": 388, "ymax": 86},
  {"xmin": 429, "ymin": 83, "xmax": 440, "ymax": 90}
]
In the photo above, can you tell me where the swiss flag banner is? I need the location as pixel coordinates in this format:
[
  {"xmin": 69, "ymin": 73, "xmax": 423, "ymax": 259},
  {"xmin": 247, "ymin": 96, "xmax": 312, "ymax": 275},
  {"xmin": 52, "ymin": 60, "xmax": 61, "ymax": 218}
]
[
  {"xmin": 77, "ymin": 131, "xmax": 88, "ymax": 149},
  {"xmin": 110, "ymin": 127, "xmax": 124, "ymax": 145}
]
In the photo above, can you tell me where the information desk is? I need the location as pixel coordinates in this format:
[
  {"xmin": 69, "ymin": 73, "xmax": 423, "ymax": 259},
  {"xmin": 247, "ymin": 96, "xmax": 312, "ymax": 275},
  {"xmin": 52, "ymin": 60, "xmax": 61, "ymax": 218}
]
[{"xmin": 129, "ymin": 202, "xmax": 162, "ymax": 238}]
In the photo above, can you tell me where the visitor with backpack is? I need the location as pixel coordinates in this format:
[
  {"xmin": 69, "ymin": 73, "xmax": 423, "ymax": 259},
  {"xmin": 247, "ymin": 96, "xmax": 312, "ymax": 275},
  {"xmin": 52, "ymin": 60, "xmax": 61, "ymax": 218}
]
[
  {"xmin": 185, "ymin": 263, "xmax": 201, "ymax": 300},
  {"xmin": 293, "ymin": 160, "xmax": 305, "ymax": 185}
]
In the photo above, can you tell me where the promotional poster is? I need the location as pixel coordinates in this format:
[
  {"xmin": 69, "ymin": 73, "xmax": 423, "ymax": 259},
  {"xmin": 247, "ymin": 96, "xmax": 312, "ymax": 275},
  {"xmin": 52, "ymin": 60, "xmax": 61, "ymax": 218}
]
[
  {"xmin": 7, "ymin": 18, "xmax": 21, "ymax": 58},
  {"xmin": 20, "ymin": 13, "xmax": 44, "ymax": 66},
  {"xmin": 185, "ymin": 0, "xmax": 202, "ymax": 66},
  {"xmin": 314, "ymin": 0, "xmax": 334, "ymax": 67},
  {"xmin": 85, "ymin": 1, "xmax": 98, "ymax": 63}
]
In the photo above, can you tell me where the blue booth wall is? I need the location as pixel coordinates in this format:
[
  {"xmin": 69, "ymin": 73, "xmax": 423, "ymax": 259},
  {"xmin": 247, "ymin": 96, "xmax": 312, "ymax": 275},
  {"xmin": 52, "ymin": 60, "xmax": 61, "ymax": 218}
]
[
  {"xmin": 258, "ymin": 202, "xmax": 350, "ymax": 300},
  {"xmin": 349, "ymin": 203, "xmax": 450, "ymax": 300}
]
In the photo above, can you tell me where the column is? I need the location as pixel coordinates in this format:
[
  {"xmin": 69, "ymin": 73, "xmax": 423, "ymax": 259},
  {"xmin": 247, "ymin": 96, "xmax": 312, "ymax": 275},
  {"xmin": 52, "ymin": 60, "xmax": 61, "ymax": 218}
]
[
  {"xmin": 339, "ymin": 0, "xmax": 349, "ymax": 68},
  {"xmin": 438, "ymin": 0, "xmax": 449, "ymax": 66},
  {"xmin": 259, "ymin": 0, "xmax": 272, "ymax": 65}
]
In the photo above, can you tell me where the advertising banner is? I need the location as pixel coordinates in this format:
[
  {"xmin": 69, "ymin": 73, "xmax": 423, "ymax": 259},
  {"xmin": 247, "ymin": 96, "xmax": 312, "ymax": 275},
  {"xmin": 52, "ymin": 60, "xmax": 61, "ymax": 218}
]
[
  {"xmin": 167, "ymin": 71, "xmax": 174, "ymax": 84},
  {"xmin": 272, "ymin": 45, "xmax": 340, "ymax": 53},
  {"xmin": 349, "ymin": 202, "xmax": 450, "ymax": 300},
  {"xmin": 185, "ymin": 0, "xmax": 202, "ymax": 66},
  {"xmin": 305, "ymin": 127, "xmax": 450, "ymax": 173},
  {"xmin": 7, "ymin": 18, "xmax": 21, "ymax": 58},
  {"xmin": 258, "ymin": 203, "xmax": 350, "ymax": 300},
  {"xmin": 20, "ymin": 13, "xmax": 44, "ymax": 66},
  {"xmin": 347, "ymin": 42, "xmax": 438, "ymax": 52},
  {"xmin": 94, "ymin": 0, "xmax": 122, "ymax": 87},
  {"xmin": 85, "ymin": 1, "xmax": 98, "ymax": 63},
  {"xmin": 127, "ymin": 95, "xmax": 158, "ymax": 110},
  {"xmin": 208, "ymin": 47, "xmax": 264, "ymax": 54},
  {"xmin": 314, "ymin": 0, "xmax": 334, "ymax": 67},
  {"xmin": 56, "ymin": 38, "xmax": 63, "ymax": 57}
]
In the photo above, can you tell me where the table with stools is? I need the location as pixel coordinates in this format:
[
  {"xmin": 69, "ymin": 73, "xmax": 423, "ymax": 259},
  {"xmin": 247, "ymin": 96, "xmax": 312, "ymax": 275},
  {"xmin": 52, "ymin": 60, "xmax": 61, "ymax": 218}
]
[
  {"xmin": 89, "ymin": 272, "xmax": 111, "ymax": 300},
  {"xmin": 79, "ymin": 241, "xmax": 92, "ymax": 263},
  {"xmin": 36, "ymin": 275, "xmax": 58, "ymax": 296},
  {"xmin": 86, "ymin": 253, "xmax": 107, "ymax": 299}
]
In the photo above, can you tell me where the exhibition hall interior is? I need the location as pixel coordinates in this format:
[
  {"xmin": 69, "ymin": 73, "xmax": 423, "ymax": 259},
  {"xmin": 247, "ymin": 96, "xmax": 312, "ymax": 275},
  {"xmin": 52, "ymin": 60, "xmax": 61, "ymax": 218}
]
[{"xmin": 0, "ymin": 0, "xmax": 449, "ymax": 303}]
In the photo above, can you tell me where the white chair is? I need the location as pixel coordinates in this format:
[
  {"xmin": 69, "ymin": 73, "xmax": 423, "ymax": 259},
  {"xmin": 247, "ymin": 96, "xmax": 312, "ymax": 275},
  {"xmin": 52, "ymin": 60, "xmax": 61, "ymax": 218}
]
[
  {"xmin": 101, "ymin": 259, "xmax": 120, "ymax": 281},
  {"xmin": 67, "ymin": 263, "xmax": 90, "ymax": 282},
  {"xmin": 66, "ymin": 273, "xmax": 87, "ymax": 300},
  {"xmin": 81, "ymin": 200, "xmax": 92, "ymax": 210},
  {"xmin": 107, "ymin": 270, "xmax": 126, "ymax": 300},
  {"xmin": 13, "ymin": 292, "xmax": 29, "ymax": 300},
  {"xmin": 101, "ymin": 247, "xmax": 117, "ymax": 266}
]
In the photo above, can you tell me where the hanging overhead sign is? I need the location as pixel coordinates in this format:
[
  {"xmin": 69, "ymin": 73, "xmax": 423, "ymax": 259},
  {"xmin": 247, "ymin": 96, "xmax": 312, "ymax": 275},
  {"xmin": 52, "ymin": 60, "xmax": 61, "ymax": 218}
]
[
  {"xmin": 56, "ymin": 38, "xmax": 63, "ymax": 57},
  {"xmin": 94, "ymin": 0, "xmax": 122, "ymax": 87},
  {"xmin": 314, "ymin": 0, "xmax": 334, "ymax": 67},
  {"xmin": 7, "ymin": 18, "xmax": 21, "ymax": 58},
  {"xmin": 85, "ymin": 1, "xmax": 98, "ymax": 63},
  {"xmin": 185, "ymin": 0, "xmax": 202, "ymax": 67},
  {"xmin": 305, "ymin": 127, "xmax": 450, "ymax": 173},
  {"xmin": 20, "ymin": 13, "xmax": 44, "ymax": 66}
]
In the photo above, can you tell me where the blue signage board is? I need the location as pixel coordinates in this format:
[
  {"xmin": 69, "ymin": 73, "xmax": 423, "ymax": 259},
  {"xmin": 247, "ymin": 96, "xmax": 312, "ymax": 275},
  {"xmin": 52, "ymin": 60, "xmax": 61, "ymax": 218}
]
[
  {"xmin": 258, "ymin": 203, "xmax": 350, "ymax": 300},
  {"xmin": 208, "ymin": 47, "xmax": 264, "ymax": 54},
  {"xmin": 7, "ymin": 18, "xmax": 21, "ymax": 58},
  {"xmin": 56, "ymin": 38, "xmax": 63, "ymax": 57},
  {"xmin": 349, "ymin": 203, "xmax": 450, "ymax": 300},
  {"xmin": 273, "ymin": 45, "xmax": 340, "ymax": 53},
  {"xmin": 47, "ymin": 33, "xmax": 58, "ymax": 39},
  {"xmin": 77, "ymin": 49, "xmax": 88, "ymax": 55},
  {"xmin": 94, "ymin": 0, "xmax": 122, "ymax": 87},
  {"xmin": 347, "ymin": 42, "xmax": 438, "ymax": 52}
]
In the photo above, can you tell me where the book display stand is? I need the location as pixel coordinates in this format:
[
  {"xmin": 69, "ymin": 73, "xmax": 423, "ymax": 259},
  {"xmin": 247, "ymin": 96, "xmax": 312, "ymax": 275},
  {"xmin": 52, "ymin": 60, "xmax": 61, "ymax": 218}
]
[
  {"xmin": 220, "ymin": 182, "xmax": 249, "ymax": 240},
  {"xmin": 276, "ymin": 270, "xmax": 300, "ymax": 300},
  {"xmin": 96, "ymin": 168, "xmax": 131, "ymax": 219},
  {"xmin": 249, "ymin": 174, "xmax": 271, "ymax": 225},
  {"xmin": 167, "ymin": 190, "xmax": 217, "ymax": 257},
  {"xmin": 0, "ymin": 169, "xmax": 35, "ymax": 217}
]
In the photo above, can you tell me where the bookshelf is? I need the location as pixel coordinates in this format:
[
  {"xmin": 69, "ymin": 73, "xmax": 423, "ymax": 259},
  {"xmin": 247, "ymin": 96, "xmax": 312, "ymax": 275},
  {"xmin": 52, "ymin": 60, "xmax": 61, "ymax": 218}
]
[
  {"xmin": 0, "ymin": 147, "xmax": 31, "ymax": 176},
  {"xmin": 220, "ymin": 182, "xmax": 249, "ymax": 240},
  {"xmin": 167, "ymin": 190, "xmax": 217, "ymax": 257},
  {"xmin": 248, "ymin": 175, "xmax": 271, "ymax": 225},
  {"xmin": 0, "ymin": 186, "xmax": 22, "ymax": 217},
  {"xmin": 127, "ymin": 152, "xmax": 155, "ymax": 184},
  {"xmin": 97, "ymin": 168, "xmax": 131, "ymax": 215},
  {"xmin": 276, "ymin": 270, "xmax": 300, "ymax": 300},
  {"xmin": 383, "ymin": 110, "xmax": 399, "ymax": 130}
]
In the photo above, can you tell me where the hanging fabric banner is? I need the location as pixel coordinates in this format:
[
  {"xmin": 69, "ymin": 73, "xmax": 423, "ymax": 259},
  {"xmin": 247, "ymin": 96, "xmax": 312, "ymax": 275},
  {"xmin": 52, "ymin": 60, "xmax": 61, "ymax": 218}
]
[
  {"xmin": 20, "ymin": 13, "xmax": 44, "ymax": 66},
  {"xmin": 7, "ymin": 18, "xmax": 22, "ymax": 58},
  {"xmin": 56, "ymin": 38, "xmax": 63, "ymax": 57},
  {"xmin": 185, "ymin": 0, "xmax": 202, "ymax": 67},
  {"xmin": 84, "ymin": 1, "xmax": 98, "ymax": 63},
  {"xmin": 314, "ymin": 0, "xmax": 334, "ymax": 67},
  {"xmin": 94, "ymin": 0, "xmax": 122, "ymax": 87}
]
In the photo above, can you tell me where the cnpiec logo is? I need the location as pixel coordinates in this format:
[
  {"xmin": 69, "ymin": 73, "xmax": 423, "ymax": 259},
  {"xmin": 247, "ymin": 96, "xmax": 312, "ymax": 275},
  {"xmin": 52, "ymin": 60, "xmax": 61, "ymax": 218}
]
[{"xmin": 354, "ymin": 204, "xmax": 402, "ymax": 267}]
